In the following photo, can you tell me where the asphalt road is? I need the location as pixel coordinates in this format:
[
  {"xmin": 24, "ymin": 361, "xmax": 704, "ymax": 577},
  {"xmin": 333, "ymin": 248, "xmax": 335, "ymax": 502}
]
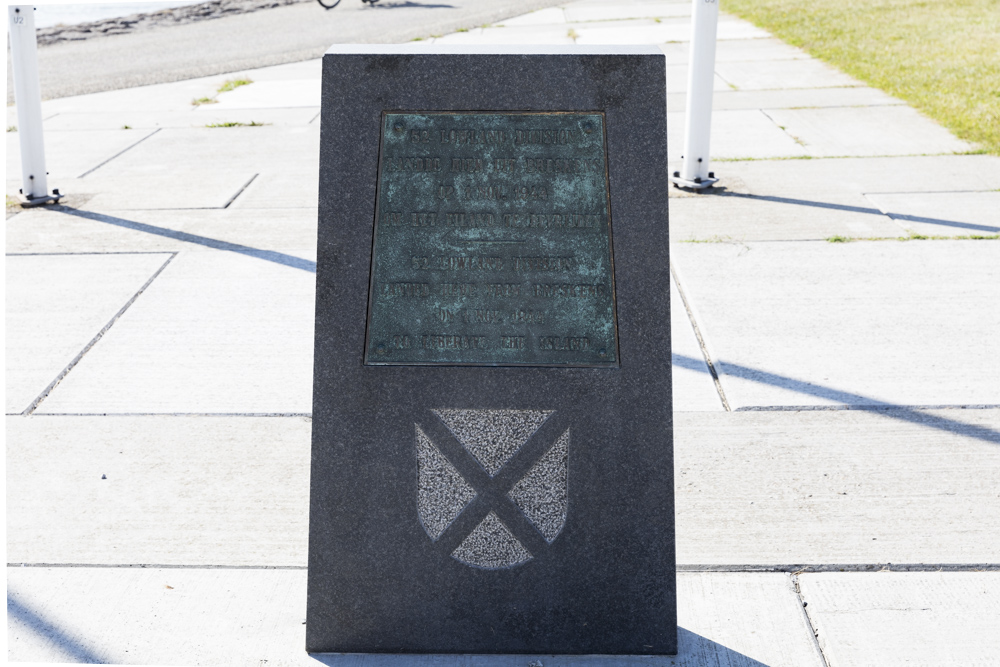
[{"xmin": 8, "ymin": 0, "xmax": 566, "ymax": 102}]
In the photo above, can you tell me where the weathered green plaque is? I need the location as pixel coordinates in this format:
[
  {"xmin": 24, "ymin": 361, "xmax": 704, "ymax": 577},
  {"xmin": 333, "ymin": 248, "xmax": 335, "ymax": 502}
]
[{"xmin": 365, "ymin": 111, "xmax": 618, "ymax": 366}]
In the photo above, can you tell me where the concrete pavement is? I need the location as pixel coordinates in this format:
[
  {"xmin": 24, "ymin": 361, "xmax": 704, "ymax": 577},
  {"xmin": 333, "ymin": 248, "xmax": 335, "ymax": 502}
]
[{"xmin": 7, "ymin": 0, "xmax": 999, "ymax": 664}]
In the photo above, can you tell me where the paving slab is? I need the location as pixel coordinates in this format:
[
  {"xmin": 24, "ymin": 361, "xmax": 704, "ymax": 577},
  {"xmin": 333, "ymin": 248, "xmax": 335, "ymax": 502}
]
[
  {"xmin": 671, "ymin": 279, "xmax": 725, "ymax": 411},
  {"xmin": 667, "ymin": 67, "xmax": 732, "ymax": 96},
  {"xmin": 42, "ymin": 107, "xmax": 319, "ymax": 131},
  {"xmin": 434, "ymin": 25, "xmax": 574, "ymax": 45},
  {"xmin": 495, "ymin": 6, "xmax": 567, "ymax": 25},
  {"xmin": 6, "ymin": 128, "xmax": 158, "ymax": 180},
  {"xmin": 665, "ymin": 65, "xmax": 732, "ymax": 95},
  {"xmin": 713, "ymin": 37, "xmax": 810, "ymax": 63},
  {"xmin": 658, "ymin": 41, "xmax": 690, "ymax": 64},
  {"xmin": 671, "ymin": 240, "xmax": 1000, "ymax": 408},
  {"xmin": 6, "ymin": 568, "xmax": 823, "ymax": 666},
  {"xmin": 7, "ymin": 167, "xmax": 258, "ymax": 213},
  {"xmin": 9, "ymin": 409, "xmax": 997, "ymax": 570},
  {"xmin": 717, "ymin": 58, "xmax": 862, "ymax": 91},
  {"xmin": 686, "ymin": 86, "xmax": 905, "ymax": 112},
  {"xmin": 7, "ymin": 567, "xmax": 309, "ymax": 665},
  {"xmin": 765, "ymin": 106, "xmax": 975, "ymax": 157},
  {"xmin": 668, "ymin": 109, "xmax": 808, "ymax": 160},
  {"xmin": 35, "ymin": 247, "xmax": 315, "ymax": 415},
  {"xmin": 7, "ymin": 410, "xmax": 1000, "ymax": 567},
  {"xmin": 674, "ymin": 409, "xmax": 1000, "ymax": 565},
  {"xmin": 668, "ymin": 192, "xmax": 905, "ymax": 242},
  {"xmin": 575, "ymin": 20, "xmax": 686, "ymax": 46},
  {"xmin": 221, "ymin": 57, "xmax": 322, "ymax": 82},
  {"xmin": 658, "ymin": 38, "xmax": 813, "ymax": 66},
  {"xmin": 676, "ymin": 572, "xmax": 824, "ymax": 667},
  {"xmin": 86, "ymin": 125, "xmax": 319, "ymax": 179},
  {"xmin": 564, "ymin": 1, "xmax": 692, "ymax": 23},
  {"xmin": 865, "ymin": 191, "xmax": 1000, "ymax": 236},
  {"xmin": 717, "ymin": 154, "xmax": 1000, "ymax": 197},
  {"xmin": 798, "ymin": 572, "xmax": 1000, "ymax": 667},
  {"xmin": 211, "ymin": 80, "xmax": 321, "ymax": 109},
  {"xmin": 36, "ymin": 72, "xmax": 241, "ymax": 114},
  {"xmin": 31, "ymin": 59, "xmax": 323, "ymax": 120},
  {"xmin": 6, "ymin": 415, "xmax": 311, "ymax": 566},
  {"xmin": 75, "ymin": 170, "xmax": 260, "ymax": 210},
  {"xmin": 229, "ymin": 168, "xmax": 320, "ymax": 210},
  {"xmin": 5, "ymin": 253, "xmax": 173, "ymax": 414},
  {"xmin": 5, "ymin": 207, "xmax": 318, "ymax": 255},
  {"xmin": 575, "ymin": 16, "xmax": 770, "ymax": 44}
]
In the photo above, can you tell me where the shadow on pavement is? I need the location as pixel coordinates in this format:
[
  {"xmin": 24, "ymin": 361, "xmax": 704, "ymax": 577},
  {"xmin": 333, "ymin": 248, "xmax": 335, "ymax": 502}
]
[
  {"xmin": 673, "ymin": 353, "xmax": 1000, "ymax": 445},
  {"xmin": 54, "ymin": 206, "xmax": 317, "ymax": 273},
  {"xmin": 310, "ymin": 628, "xmax": 772, "ymax": 665},
  {"xmin": 8, "ymin": 592, "xmax": 109, "ymax": 664},
  {"xmin": 719, "ymin": 193, "xmax": 1000, "ymax": 234}
]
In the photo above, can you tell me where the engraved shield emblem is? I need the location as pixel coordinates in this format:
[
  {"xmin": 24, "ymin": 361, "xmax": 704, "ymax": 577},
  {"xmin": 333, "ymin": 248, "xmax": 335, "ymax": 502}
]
[{"xmin": 416, "ymin": 409, "xmax": 569, "ymax": 569}]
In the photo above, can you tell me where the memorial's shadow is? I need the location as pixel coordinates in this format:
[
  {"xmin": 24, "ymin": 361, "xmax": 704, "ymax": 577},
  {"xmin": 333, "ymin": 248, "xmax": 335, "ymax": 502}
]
[
  {"xmin": 673, "ymin": 353, "xmax": 1000, "ymax": 445},
  {"xmin": 310, "ymin": 628, "xmax": 772, "ymax": 665},
  {"xmin": 50, "ymin": 205, "xmax": 317, "ymax": 273}
]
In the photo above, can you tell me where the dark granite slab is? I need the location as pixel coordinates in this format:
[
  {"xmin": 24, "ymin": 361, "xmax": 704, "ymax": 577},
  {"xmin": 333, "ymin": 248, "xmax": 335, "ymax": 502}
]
[{"xmin": 308, "ymin": 44, "xmax": 674, "ymax": 656}]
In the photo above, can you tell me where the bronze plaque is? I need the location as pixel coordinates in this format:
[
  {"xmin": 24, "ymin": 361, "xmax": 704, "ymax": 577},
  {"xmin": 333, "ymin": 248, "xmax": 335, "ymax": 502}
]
[{"xmin": 365, "ymin": 112, "xmax": 618, "ymax": 366}]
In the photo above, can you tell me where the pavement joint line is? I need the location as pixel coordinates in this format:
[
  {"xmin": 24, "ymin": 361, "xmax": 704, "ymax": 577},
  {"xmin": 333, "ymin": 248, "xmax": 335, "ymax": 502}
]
[
  {"xmin": 10, "ymin": 563, "xmax": 999, "ymax": 572},
  {"xmin": 76, "ymin": 127, "xmax": 162, "ymax": 178},
  {"xmin": 675, "ymin": 238, "xmax": 875, "ymax": 244},
  {"xmin": 792, "ymin": 572, "xmax": 833, "ymax": 667},
  {"xmin": 758, "ymin": 107, "xmax": 802, "ymax": 147},
  {"xmin": 778, "ymin": 102, "xmax": 907, "ymax": 109},
  {"xmin": 10, "ymin": 412, "xmax": 313, "ymax": 417},
  {"xmin": 9, "ymin": 563, "xmax": 308, "ymax": 570},
  {"xmin": 669, "ymin": 264, "xmax": 731, "ymax": 411},
  {"xmin": 675, "ymin": 237, "xmax": 1000, "ymax": 244},
  {"xmin": 714, "ymin": 70, "xmax": 736, "ymax": 90},
  {"xmin": 710, "ymin": 87, "xmax": 874, "ymax": 94},
  {"xmin": 309, "ymin": 110, "xmax": 321, "ymax": 124},
  {"xmin": 862, "ymin": 189, "xmax": 999, "ymax": 195},
  {"xmin": 20, "ymin": 252, "xmax": 179, "ymax": 416},
  {"xmin": 222, "ymin": 172, "xmax": 259, "ymax": 208},
  {"xmin": 6, "ymin": 251, "xmax": 180, "ymax": 256},
  {"xmin": 677, "ymin": 564, "xmax": 1000, "ymax": 572},
  {"xmin": 713, "ymin": 151, "xmax": 975, "ymax": 163},
  {"xmin": 735, "ymin": 404, "xmax": 1000, "ymax": 411},
  {"xmin": 861, "ymin": 192, "xmax": 910, "ymax": 235}
]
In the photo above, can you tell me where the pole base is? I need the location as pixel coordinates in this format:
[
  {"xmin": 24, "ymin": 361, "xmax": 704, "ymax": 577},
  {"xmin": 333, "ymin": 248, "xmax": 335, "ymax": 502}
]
[
  {"xmin": 17, "ymin": 192, "xmax": 62, "ymax": 208},
  {"xmin": 670, "ymin": 174, "xmax": 718, "ymax": 190}
]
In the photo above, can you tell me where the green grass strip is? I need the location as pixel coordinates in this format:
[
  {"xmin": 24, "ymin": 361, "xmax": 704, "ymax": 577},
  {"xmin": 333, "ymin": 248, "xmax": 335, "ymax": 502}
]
[
  {"xmin": 825, "ymin": 232, "xmax": 999, "ymax": 242},
  {"xmin": 723, "ymin": 0, "xmax": 1000, "ymax": 155},
  {"xmin": 205, "ymin": 121, "xmax": 268, "ymax": 128},
  {"xmin": 217, "ymin": 78, "xmax": 253, "ymax": 94}
]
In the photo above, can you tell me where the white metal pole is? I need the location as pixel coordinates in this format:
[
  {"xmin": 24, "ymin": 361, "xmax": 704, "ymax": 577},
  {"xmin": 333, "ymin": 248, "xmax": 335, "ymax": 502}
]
[
  {"xmin": 8, "ymin": 5, "xmax": 60, "ymax": 206},
  {"xmin": 672, "ymin": 0, "xmax": 719, "ymax": 189}
]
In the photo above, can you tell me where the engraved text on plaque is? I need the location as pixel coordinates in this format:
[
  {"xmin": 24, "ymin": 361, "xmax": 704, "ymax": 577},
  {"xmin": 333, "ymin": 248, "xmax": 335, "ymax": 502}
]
[{"xmin": 365, "ymin": 112, "xmax": 618, "ymax": 366}]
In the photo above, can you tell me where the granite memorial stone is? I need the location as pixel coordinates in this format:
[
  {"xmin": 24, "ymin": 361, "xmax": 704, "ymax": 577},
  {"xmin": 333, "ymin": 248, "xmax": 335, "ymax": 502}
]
[{"xmin": 308, "ymin": 44, "xmax": 675, "ymax": 656}]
